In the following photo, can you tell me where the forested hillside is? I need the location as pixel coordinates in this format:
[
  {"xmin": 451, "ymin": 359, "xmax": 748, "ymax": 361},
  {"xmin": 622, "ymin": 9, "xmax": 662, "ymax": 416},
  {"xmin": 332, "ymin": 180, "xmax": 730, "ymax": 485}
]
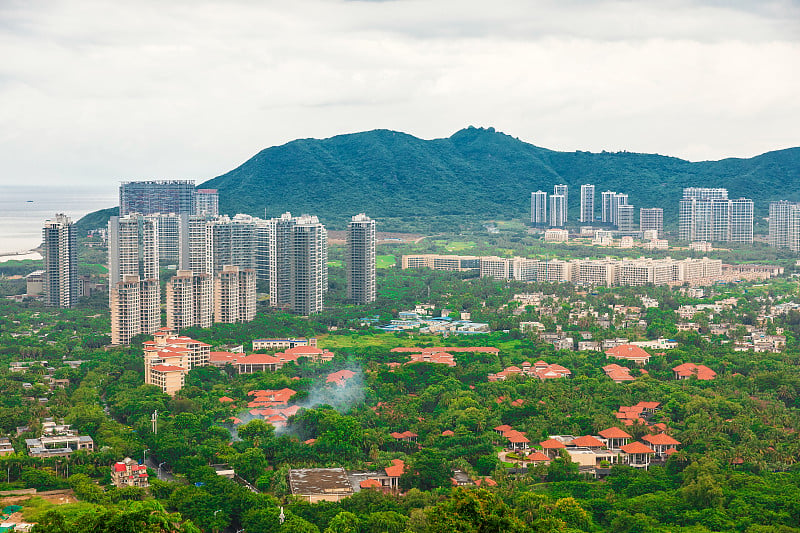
[{"xmin": 200, "ymin": 126, "xmax": 800, "ymax": 230}]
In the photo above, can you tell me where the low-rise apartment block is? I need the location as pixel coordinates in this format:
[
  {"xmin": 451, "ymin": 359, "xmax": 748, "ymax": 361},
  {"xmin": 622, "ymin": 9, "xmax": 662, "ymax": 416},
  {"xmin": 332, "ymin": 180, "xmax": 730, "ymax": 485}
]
[{"xmin": 143, "ymin": 329, "xmax": 211, "ymax": 395}]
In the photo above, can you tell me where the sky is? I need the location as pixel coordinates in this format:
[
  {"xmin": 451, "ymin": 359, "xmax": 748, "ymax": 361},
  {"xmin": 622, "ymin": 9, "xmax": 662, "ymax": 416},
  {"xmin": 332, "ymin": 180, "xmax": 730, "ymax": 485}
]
[{"xmin": 1, "ymin": 0, "xmax": 798, "ymax": 188}]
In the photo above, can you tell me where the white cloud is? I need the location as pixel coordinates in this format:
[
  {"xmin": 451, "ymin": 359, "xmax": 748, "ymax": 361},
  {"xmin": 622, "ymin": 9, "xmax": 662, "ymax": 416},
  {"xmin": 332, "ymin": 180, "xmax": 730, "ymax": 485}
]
[{"xmin": 0, "ymin": 0, "xmax": 798, "ymax": 187}]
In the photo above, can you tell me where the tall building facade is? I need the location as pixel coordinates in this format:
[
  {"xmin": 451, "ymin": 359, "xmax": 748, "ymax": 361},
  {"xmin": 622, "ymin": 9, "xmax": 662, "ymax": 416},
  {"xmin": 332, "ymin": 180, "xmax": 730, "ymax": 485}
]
[
  {"xmin": 640, "ymin": 208, "xmax": 664, "ymax": 237},
  {"xmin": 616, "ymin": 204, "xmax": 636, "ymax": 232},
  {"xmin": 194, "ymin": 189, "xmax": 219, "ymax": 216},
  {"xmin": 549, "ymin": 195, "xmax": 566, "ymax": 227},
  {"xmin": 214, "ymin": 265, "xmax": 257, "ymax": 323},
  {"xmin": 289, "ymin": 215, "xmax": 328, "ymax": 315},
  {"xmin": 42, "ymin": 214, "xmax": 78, "ymax": 308},
  {"xmin": 108, "ymin": 215, "xmax": 161, "ymax": 344},
  {"xmin": 531, "ymin": 191, "xmax": 548, "ymax": 225},
  {"xmin": 166, "ymin": 270, "xmax": 213, "ymax": 329},
  {"xmin": 769, "ymin": 201, "xmax": 799, "ymax": 248},
  {"xmin": 609, "ymin": 193, "xmax": 629, "ymax": 226},
  {"xmin": 729, "ymin": 198, "xmax": 754, "ymax": 243},
  {"xmin": 601, "ymin": 191, "xmax": 616, "ymax": 223},
  {"xmin": 206, "ymin": 215, "xmax": 257, "ymax": 275},
  {"xmin": 554, "ymin": 185, "xmax": 568, "ymax": 221},
  {"xmin": 679, "ymin": 188, "xmax": 753, "ymax": 243},
  {"xmin": 346, "ymin": 214, "xmax": 376, "ymax": 304},
  {"xmin": 119, "ymin": 180, "xmax": 196, "ymax": 216},
  {"xmin": 580, "ymin": 184, "xmax": 595, "ymax": 223}
]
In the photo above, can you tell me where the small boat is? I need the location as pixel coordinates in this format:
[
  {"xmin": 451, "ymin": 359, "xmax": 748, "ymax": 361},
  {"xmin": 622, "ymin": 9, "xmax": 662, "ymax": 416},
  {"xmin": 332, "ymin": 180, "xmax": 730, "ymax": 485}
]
[{"xmin": 26, "ymin": 200, "xmax": 33, "ymax": 202}]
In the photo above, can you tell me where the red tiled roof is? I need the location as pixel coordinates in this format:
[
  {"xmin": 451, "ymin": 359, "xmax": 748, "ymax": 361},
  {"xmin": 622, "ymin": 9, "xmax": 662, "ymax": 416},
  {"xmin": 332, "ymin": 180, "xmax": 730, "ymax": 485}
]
[
  {"xmin": 360, "ymin": 478, "xmax": 381, "ymax": 488},
  {"xmin": 474, "ymin": 477, "xmax": 497, "ymax": 487},
  {"xmin": 540, "ymin": 438, "xmax": 566, "ymax": 449},
  {"xmin": 599, "ymin": 427, "xmax": 633, "ymax": 439},
  {"xmin": 621, "ymin": 442, "xmax": 656, "ymax": 454},
  {"xmin": 237, "ymin": 353, "xmax": 280, "ymax": 365},
  {"xmin": 636, "ymin": 401, "xmax": 661, "ymax": 409},
  {"xmin": 390, "ymin": 431, "xmax": 418, "ymax": 439},
  {"xmin": 150, "ymin": 365, "xmax": 185, "ymax": 372},
  {"xmin": 673, "ymin": 363, "xmax": 716, "ymax": 380},
  {"xmin": 218, "ymin": 396, "xmax": 235, "ymax": 403},
  {"xmin": 385, "ymin": 459, "xmax": 405, "ymax": 477},
  {"xmin": 441, "ymin": 430, "xmax": 455, "ymax": 436},
  {"xmin": 210, "ymin": 351, "xmax": 240, "ymax": 363},
  {"xmin": 113, "ymin": 463, "xmax": 126, "ymax": 472},
  {"xmin": 642, "ymin": 433, "xmax": 681, "ymax": 446},
  {"xmin": 605, "ymin": 344, "xmax": 651, "ymax": 361},
  {"xmin": 494, "ymin": 424, "xmax": 513, "ymax": 432},
  {"xmin": 228, "ymin": 417, "xmax": 242, "ymax": 425},
  {"xmin": 571, "ymin": 435, "xmax": 604, "ymax": 447},
  {"xmin": 304, "ymin": 438, "xmax": 316, "ymax": 445},
  {"xmin": 527, "ymin": 451, "xmax": 550, "ymax": 462},
  {"xmin": 326, "ymin": 370, "xmax": 357, "ymax": 383}
]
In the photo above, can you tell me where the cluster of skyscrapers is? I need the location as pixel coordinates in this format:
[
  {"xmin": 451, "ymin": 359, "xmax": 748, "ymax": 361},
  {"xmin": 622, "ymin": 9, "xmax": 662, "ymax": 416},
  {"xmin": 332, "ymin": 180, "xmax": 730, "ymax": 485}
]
[
  {"xmin": 108, "ymin": 180, "xmax": 376, "ymax": 344},
  {"xmin": 531, "ymin": 184, "xmax": 662, "ymax": 235},
  {"xmin": 678, "ymin": 188, "xmax": 753, "ymax": 243}
]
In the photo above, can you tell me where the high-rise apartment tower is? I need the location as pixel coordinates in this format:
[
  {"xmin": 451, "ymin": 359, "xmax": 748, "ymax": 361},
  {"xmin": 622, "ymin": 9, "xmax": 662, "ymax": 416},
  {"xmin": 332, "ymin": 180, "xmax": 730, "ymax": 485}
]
[
  {"xmin": 580, "ymin": 185, "xmax": 595, "ymax": 223},
  {"xmin": 531, "ymin": 191, "xmax": 548, "ymax": 226},
  {"xmin": 42, "ymin": 214, "xmax": 78, "ymax": 308},
  {"xmin": 347, "ymin": 214, "xmax": 376, "ymax": 304}
]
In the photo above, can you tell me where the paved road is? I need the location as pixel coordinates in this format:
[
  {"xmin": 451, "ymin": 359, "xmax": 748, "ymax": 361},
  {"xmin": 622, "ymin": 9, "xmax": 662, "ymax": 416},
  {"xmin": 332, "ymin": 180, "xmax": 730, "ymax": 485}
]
[{"xmin": 144, "ymin": 458, "xmax": 176, "ymax": 482}]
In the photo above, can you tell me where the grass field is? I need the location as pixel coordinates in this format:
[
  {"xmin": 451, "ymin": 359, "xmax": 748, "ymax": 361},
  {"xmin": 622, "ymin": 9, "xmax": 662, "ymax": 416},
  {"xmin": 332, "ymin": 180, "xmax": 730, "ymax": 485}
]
[
  {"xmin": 445, "ymin": 241, "xmax": 476, "ymax": 252},
  {"xmin": 377, "ymin": 255, "xmax": 396, "ymax": 268}
]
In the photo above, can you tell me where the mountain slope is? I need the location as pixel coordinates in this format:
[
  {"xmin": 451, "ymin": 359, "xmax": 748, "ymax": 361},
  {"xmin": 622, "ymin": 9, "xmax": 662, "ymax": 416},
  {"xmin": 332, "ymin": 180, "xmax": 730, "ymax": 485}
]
[{"xmin": 200, "ymin": 127, "xmax": 800, "ymax": 230}]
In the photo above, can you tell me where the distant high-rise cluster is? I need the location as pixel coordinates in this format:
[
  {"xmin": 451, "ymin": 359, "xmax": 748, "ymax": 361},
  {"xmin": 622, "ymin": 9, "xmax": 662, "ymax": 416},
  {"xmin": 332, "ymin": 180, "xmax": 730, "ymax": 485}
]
[
  {"xmin": 531, "ymin": 184, "xmax": 657, "ymax": 234},
  {"xmin": 108, "ymin": 180, "xmax": 377, "ymax": 344},
  {"xmin": 679, "ymin": 188, "xmax": 753, "ymax": 243},
  {"xmin": 768, "ymin": 201, "xmax": 800, "ymax": 251},
  {"xmin": 42, "ymin": 214, "xmax": 77, "ymax": 308}
]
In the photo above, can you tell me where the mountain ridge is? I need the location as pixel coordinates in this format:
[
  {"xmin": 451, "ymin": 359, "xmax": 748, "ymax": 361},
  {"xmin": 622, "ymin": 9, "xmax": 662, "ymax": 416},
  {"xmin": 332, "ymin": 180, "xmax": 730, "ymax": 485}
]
[
  {"xmin": 77, "ymin": 127, "xmax": 800, "ymax": 232},
  {"xmin": 198, "ymin": 126, "xmax": 800, "ymax": 230}
]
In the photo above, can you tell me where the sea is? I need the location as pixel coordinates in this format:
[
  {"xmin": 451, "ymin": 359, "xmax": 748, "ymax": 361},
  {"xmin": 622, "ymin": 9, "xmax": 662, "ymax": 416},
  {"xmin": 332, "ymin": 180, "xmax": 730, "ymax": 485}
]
[{"xmin": 0, "ymin": 185, "xmax": 117, "ymax": 257}]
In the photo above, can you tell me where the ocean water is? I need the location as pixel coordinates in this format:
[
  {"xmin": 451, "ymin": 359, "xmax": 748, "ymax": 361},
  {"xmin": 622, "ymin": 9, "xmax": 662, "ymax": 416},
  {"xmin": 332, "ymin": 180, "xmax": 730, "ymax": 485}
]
[{"xmin": 0, "ymin": 185, "xmax": 117, "ymax": 255}]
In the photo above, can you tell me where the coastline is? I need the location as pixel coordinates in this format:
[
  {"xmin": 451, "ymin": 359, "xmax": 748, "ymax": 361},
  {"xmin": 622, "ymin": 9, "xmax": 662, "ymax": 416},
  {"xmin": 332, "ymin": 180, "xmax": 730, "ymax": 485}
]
[{"xmin": 0, "ymin": 250, "xmax": 43, "ymax": 263}]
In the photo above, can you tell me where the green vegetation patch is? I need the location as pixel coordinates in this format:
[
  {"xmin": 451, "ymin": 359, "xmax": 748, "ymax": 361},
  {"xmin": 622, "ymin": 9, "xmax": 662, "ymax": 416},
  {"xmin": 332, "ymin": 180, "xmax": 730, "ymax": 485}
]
[
  {"xmin": 376, "ymin": 255, "xmax": 396, "ymax": 268},
  {"xmin": 445, "ymin": 241, "xmax": 476, "ymax": 252}
]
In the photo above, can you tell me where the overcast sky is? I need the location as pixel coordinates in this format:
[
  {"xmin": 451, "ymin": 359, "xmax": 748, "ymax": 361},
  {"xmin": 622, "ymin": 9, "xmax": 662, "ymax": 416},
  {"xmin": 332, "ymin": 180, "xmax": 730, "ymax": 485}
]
[{"xmin": 1, "ymin": 0, "xmax": 798, "ymax": 188}]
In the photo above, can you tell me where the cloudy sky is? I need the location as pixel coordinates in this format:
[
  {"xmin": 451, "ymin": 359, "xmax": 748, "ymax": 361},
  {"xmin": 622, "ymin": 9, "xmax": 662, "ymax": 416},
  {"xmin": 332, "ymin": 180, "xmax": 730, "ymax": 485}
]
[{"xmin": 1, "ymin": 0, "xmax": 798, "ymax": 188}]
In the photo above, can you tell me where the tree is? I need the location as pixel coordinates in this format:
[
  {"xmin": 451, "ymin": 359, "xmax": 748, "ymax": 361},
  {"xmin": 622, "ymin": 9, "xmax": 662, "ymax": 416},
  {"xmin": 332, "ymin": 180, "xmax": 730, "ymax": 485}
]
[
  {"xmin": 239, "ymin": 420, "xmax": 275, "ymax": 448},
  {"xmin": 401, "ymin": 449, "xmax": 451, "ymax": 491},
  {"xmin": 324, "ymin": 511, "xmax": 360, "ymax": 533},
  {"xmin": 425, "ymin": 488, "xmax": 526, "ymax": 532}
]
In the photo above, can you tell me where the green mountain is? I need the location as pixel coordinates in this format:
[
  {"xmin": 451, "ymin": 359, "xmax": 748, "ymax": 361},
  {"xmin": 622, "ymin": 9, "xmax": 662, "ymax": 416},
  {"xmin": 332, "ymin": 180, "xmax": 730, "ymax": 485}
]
[
  {"xmin": 78, "ymin": 127, "xmax": 800, "ymax": 232},
  {"xmin": 200, "ymin": 126, "xmax": 800, "ymax": 231}
]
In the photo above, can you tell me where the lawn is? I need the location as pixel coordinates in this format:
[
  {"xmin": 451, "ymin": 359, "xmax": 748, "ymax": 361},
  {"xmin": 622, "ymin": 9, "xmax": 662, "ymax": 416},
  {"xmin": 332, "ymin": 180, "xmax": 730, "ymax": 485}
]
[
  {"xmin": 445, "ymin": 241, "xmax": 476, "ymax": 252},
  {"xmin": 377, "ymin": 255, "xmax": 396, "ymax": 268}
]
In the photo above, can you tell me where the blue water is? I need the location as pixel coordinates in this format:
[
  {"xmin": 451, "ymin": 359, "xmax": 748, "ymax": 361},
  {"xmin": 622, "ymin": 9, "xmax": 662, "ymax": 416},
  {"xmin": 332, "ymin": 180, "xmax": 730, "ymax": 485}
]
[{"xmin": 0, "ymin": 185, "xmax": 117, "ymax": 254}]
